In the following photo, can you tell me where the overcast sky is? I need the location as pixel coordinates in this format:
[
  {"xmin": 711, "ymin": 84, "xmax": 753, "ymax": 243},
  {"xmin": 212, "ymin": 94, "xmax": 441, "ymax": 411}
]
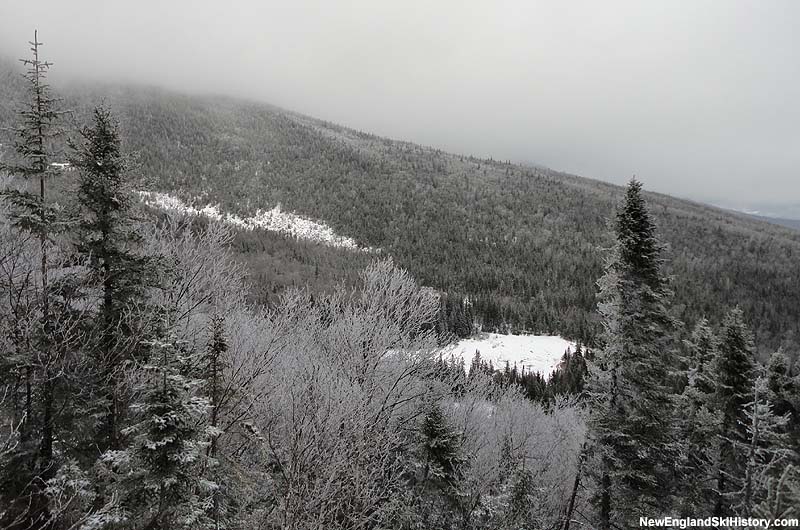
[{"xmin": 2, "ymin": 1, "xmax": 798, "ymax": 213}]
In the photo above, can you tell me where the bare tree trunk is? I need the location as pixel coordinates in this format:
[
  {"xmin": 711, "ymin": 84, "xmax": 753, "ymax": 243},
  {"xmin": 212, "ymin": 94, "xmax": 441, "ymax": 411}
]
[
  {"xmin": 33, "ymin": 30, "xmax": 55, "ymax": 530},
  {"xmin": 563, "ymin": 445, "xmax": 585, "ymax": 530},
  {"xmin": 600, "ymin": 463, "xmax": 611, "ymax": 530}
]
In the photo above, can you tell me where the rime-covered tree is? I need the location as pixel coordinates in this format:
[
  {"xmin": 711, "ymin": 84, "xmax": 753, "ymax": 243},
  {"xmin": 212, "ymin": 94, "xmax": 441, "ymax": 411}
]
[
  {"xmin": 406, "ymin": 398, "xmax": 466, "ymax": 528},
  {"xmin": 70, "ymin": 105, "xmax": 152, "ymax": 452},
  {"xmin": 712, "ymin": 307, "xmax": 757, "ymax": 515},
  {"xmin": 587, "ymin": 179, "xmax": 677, "ymax": 528},
  {"xmin": 766, "ymin": 350, "xmax": 800, "ymax": 453},
  {"xmin": 731, "ymin": 376, "xmax": 799, "ymax": 518},
  {"xmin": 685, "ymin": 319, "xmax": 718, "ymax": 396},
  {"xmin": 97, "ymin": 337, "xmax": 215, "ymax": 530},
  {"xmin": 417, "ymin": 399, "xmax": 464, "ymax": 492},
  {"xmin": 675, "ymin": 320, "xmax": 722, "ymax": 512},
  {"xmin": 504, "ymin": 469, "xmax": 536, "ymax": 528},
  {"xmin": 71, "ymin": 106, "xmax": 146, "ymax": 322},
  {"xmin": 0, "ymin": 31, "xmax": 69, "ymax": 530}
]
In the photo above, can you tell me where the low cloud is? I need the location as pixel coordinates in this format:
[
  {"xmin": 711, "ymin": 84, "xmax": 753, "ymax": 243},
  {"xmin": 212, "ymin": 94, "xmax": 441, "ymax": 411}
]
[{"xmin": 2, "ymin": 0, "xmax": 798, "ymax": 212}]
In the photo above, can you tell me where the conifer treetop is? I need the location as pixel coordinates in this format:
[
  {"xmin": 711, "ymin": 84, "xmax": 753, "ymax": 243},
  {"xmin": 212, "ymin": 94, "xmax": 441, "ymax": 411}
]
[
  {"xmin": 614, "ymin": 178, "xmax": 665, "ymax": 290},
  {"xmin": 2, "ymin": 30, "xmax": 67, "ymax": 181}
]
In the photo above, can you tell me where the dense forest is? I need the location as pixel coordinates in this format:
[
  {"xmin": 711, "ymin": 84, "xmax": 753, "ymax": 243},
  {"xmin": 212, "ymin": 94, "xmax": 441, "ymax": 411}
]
[
  {"xmin": 3, "ymin": 57, "xmax": 800, "ymax": 353},
  {"xmin": 1, "ymin": 38, "xmax": 799, "ymax": 529}
]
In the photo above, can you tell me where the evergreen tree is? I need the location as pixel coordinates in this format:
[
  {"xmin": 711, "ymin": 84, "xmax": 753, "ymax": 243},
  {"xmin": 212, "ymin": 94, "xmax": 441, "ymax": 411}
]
[
  {"xmin": 587, "ymin": 179, "xmax": 677, "ymax": 528},
  {"xmin": 469, "ymin": 350, "xmax": 483, "ymax": 378},
  {"xmin": 684, "ymin": 319, "xmax": 718, "ymax": 396},
  {"xmin": 549, "ymin": 345, "xmax": 589, "ymax": 397},
  {"xmin": 98, "ymin": 337, "xmax": 215, "ymax": 530},
  {"xmin": 712, "ymin": 307, "xmax": 756, "ymax": 515},
  {"xmin": 201, "ymin": 314, "xmax": 229, "ymax": 528},
  {"xmin": 504, "ymin": 468, "xmax": 535, "ymax": 529},
  {"xmin": 70, "ymin": 105, "xmax": 152, "ymax": 453},
  {"xmin": 417, "ymin": 400, "xmax": 463, "ymax": 492},
  {"xmin": 0, "ymin": 30, "xmax": 68, "ymax": 530},
  {"xmin": 407, "ymin": 398, "xmax": 465, "ymax": 528},
  {"xmin": 732, "ymin": 376, "xmax": 798, "ymax": 518},
  {"xmin": 759, "ymin": 352, "xmax": 800, "ymax": 519},
  {"xmin": 675, "ymin": 321, "xmax": 722, "ymax": 512},
  {"xmin": 766, "ymin": 350, "xmax": 800, "ymax": 454},
  {"xmin": 436, "ymin": 293, "xmax": 473, "ymax": 341}
]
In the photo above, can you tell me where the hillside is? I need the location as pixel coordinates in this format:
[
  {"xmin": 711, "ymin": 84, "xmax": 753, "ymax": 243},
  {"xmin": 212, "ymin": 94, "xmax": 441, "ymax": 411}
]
[
  {"xmin": 748, "ymin": 213, "xmax": 800, "ymax": 231},
  {"xmin": 2, "ymin": 60, "xmax": 800, "ymax": 351}
]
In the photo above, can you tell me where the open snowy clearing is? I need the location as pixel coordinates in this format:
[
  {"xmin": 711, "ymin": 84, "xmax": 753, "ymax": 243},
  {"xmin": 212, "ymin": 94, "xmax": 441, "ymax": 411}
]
[
  {"xmin": 137, "ymin": 190, "xmax": 375, "ymax": 252},
  {"xmin": 441, "ymin": 333, "xmax": 575, "ymax": 376}
]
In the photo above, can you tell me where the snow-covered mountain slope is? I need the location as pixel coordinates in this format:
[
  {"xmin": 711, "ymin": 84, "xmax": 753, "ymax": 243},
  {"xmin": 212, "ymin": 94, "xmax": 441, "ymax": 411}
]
[
  {"xmin": 138, "ymin": 191, "xmax": 376, "ymax": 252},
  {"xmin": 442, "ymin": 333, "xmax": 574, "ymax": 376}
]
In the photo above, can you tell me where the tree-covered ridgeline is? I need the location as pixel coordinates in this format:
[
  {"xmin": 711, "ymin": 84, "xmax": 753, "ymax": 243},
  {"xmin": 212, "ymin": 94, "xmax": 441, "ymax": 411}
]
[
  {"xmin": 0, "ymin": 35, "xmax": 798, "ymax": 529},
  {"xmin": 2, "ymin": 56, "xmax": 800, "ymax": 353}
]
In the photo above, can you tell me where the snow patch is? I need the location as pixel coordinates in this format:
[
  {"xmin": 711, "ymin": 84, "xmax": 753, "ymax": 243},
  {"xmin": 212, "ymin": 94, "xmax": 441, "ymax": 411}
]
[
  {"xmin": 442, "ymin": 333, "xmax": 574, "ymax": 377},
  {"xmin": 137, "ymin": 191, "xmax": 375, "ymax": 252}
]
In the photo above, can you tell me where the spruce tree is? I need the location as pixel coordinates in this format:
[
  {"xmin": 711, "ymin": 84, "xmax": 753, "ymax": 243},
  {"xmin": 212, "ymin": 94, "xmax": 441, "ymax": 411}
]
[
  {"xmin": 469, "ymin": 350, "xmax": 483, "ymax": 378},
  {"xmin": 732, "ymin": 376, "xmax": 798, "ymax": 518},
  {"xmin": 417, "ymin": 400, "xmax": 463, "ymax": 492},
  {"xmin": 69, "ymin": 105, "xmax": 151, "ymax": 453},
  {"xmin": 587, "ymin": 179, "xmax": 677, "ymax": 528},
  {"xmin": 99, "ymin": 337, "xmax": 215, "ymax": 530},
  {"xmin": 685, "ymin": 318, "xmax": 718, "ymax": 396},
  {"xmin": 408, "ymin": 398, "xmax": 465, "ymax": 528},
  {"xmin": 0, "ymin": 31, "xmax": 68, "ymax": 530},
  {"xmin": 505, "ymin": 469, "xmax": 535, "ymax": 528},
  {"xmin": 712, "ymin": 307, "xmax": 756, "ymax": 515},
  {"xmin": 766, "ymin": 350, "xmax": 799, "ymax": 449},
  {"xmin": 676, "ymin": 320, "xmax": 722, "ymax": 513}
]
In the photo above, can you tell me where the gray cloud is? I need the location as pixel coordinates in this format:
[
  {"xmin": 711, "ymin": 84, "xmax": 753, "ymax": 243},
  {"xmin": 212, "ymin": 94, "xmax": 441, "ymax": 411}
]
[{"xmin": 2, "ymin": 0, "xmax": 798, "ymax": 213}]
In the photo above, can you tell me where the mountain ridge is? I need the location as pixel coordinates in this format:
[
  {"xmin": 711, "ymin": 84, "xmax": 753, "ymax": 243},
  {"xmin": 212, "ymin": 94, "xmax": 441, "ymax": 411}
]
[{"xmin": 2, "ymin": 62, "xmax": 799, "ymax": 351}]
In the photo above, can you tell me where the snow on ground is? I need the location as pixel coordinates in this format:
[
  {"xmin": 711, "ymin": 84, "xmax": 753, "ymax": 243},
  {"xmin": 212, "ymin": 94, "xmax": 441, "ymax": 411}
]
[
  {"xmin": 137, "ymin": 191, "xmax": 375, "ymax": 252},
  {"xmin": 441, "ymin": 333, "xmax": 575, "ymax": 377}
]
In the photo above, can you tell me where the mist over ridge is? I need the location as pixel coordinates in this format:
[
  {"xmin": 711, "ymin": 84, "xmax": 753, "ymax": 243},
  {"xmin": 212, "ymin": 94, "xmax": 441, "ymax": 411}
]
[{"xmin": 1, "ymin": 0, "xmax": 799, "ymax": 215}]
